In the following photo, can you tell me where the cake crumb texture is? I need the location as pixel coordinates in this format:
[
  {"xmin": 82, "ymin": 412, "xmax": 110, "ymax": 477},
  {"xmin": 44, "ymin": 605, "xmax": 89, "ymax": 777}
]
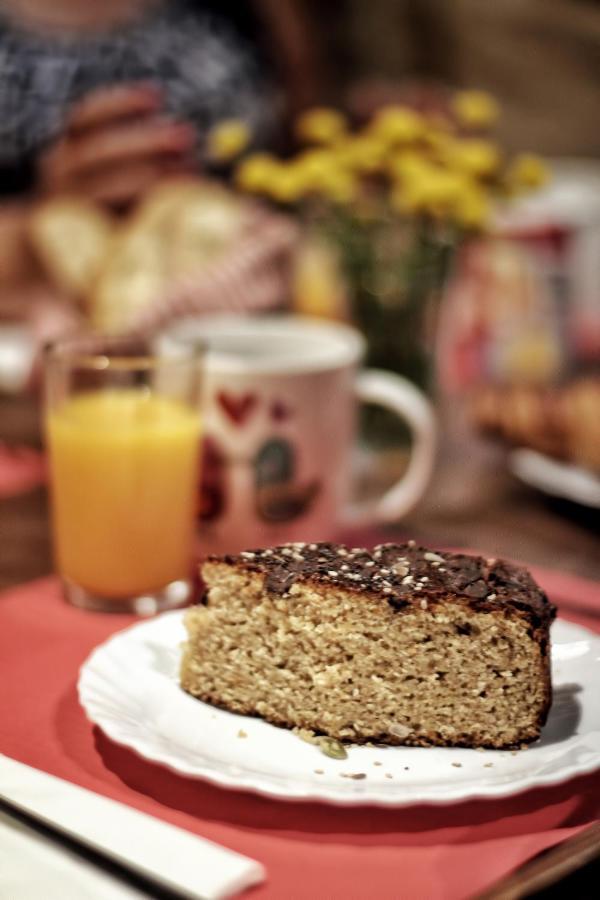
[{"xmin": 180, "ymin": 542, "xmax": 554, "ymax": 749}]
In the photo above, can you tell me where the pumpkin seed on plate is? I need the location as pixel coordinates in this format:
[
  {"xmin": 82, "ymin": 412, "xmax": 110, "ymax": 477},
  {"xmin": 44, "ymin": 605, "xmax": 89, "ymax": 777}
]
[{"xmin": 317, "ymin": 737, "xmax": 348, "ymax": 760}]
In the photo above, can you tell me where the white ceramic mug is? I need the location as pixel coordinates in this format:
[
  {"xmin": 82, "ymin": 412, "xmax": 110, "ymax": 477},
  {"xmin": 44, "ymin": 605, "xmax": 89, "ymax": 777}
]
[{"xmin": 161, "ymin": 315, "xmax": 436, "ymax": 555}]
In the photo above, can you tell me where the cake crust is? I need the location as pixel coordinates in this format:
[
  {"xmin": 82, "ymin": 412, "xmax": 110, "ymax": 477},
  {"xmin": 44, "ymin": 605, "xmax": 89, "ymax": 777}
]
[{"xmin": 212, "ymin": 541, "xmax": 554, "ymax": 631}]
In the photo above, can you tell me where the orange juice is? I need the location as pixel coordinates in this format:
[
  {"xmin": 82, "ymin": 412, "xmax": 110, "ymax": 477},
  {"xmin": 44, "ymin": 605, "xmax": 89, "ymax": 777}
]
[{"xmin": 47, "ymin": 389, "xmax": 201, "ymax": 598}]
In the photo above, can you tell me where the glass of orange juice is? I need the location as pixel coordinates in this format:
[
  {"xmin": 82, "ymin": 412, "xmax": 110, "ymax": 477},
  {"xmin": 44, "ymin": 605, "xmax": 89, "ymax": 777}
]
[{"xmin": 44, "ymin": 335, "xmax": 202, "ymax": 614}]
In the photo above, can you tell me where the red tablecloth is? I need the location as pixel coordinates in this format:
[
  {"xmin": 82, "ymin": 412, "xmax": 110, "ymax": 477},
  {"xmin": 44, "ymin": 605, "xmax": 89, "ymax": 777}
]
[
  {"xmin": 1, "ymin": 567, "xmax": 599, "ymax": 900},
  {"xmin": 0, "ymin": 442, "xmax": 46, "ymax": 498}
]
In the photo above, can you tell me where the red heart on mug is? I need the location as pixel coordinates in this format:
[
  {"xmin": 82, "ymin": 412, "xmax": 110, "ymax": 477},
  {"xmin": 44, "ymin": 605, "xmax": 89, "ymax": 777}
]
[{"xmin": 217, "ymin": 391, "xmax": 258, "ymax": 426}]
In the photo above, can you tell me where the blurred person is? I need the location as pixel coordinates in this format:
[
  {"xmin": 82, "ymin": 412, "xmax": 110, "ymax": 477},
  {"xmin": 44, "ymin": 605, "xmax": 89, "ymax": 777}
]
[
  {"xmin": 0, "ymin": 0, "xmax": 320, "ymax": 368},
  {"xmin": 0, "ymin": 0, "xmax": 278, "ymax": 204}
]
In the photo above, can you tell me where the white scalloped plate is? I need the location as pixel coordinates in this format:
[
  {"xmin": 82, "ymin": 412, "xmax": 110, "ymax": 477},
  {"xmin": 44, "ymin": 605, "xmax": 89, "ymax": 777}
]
[
  {"xmin": 509, "ymin": 449, "xmax": 600, "ymax": 508},
  {"xmin": 78, "ymin": 613, "xmax": 600, "ymax": 806}
]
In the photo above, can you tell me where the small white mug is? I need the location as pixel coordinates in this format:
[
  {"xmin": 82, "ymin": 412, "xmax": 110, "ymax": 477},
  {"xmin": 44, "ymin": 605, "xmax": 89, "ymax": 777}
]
[{"xmin": 161, "ymin": 315, "xmax": 436, "ymax": 555}]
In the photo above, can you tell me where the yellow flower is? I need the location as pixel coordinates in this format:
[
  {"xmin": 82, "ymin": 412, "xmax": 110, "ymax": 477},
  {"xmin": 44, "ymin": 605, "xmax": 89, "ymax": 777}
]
[
  {"xmin": 295, "ymin": 148, "xmax": 359, "ymax": 203},
  {"xmin": 370, "ymin": 106, "xmax": 423, "ymax": 145},
  {"xmin": 265, "ymin": 162, "xmax": 309, "ymax": 204},
  {"xmin": 445, "ymin": 139, "xmax": 501, "ymax": 178},
  {"xmin": 452, "ymin": 184, "xmax": 491, "ymax": 229},
  {"xmin": 235, "ymin": 153, "xmax": 280, "ymax": 193},
  {"xmin": 252, "ymin": 150, "xmax": 358, "ymax": 204},
  {"xmin": 295, "ymin": 107, "xmax": 347, "ymax": 144},
  {"xmin": 336, "ymin": 135, "xmax": 387, "ymax": 173},
  {"xmin": 387, "ymin": 151, "xmax": 430, "ymax": 181},
  {"xmin": 452, "ymin": 90, "xmax": 500, "ymax": 128},
  {"xmin": 391, "ymin": 166, "xmax": 469, "ymax": 219},
  {"xmin": 507, "ymin": 154, "xmax": 549, "ymax": 190},
  {"xmin": 390, "ymin": 157, "xmax": 491, "ymax": 227},
  {"xmin": 318, "ymin": 169, "xmax": 358, "ymax": 204},
  {"xmin": 295, "ymin": 148, "xmax": 340, "ymax": 186},
  {"xmin": 206, "ymin": 119, "xmax": 251, "ymax": 162}
]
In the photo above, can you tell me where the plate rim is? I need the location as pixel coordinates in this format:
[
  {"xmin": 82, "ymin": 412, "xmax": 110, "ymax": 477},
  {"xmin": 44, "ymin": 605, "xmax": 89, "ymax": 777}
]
[
  {"xmin": 78, "ymin": 612, "xmax": 600, "ymax": 807},
  {"xmin": 509, "ymin": 448, "xmax": 600, "ymax": 508}
]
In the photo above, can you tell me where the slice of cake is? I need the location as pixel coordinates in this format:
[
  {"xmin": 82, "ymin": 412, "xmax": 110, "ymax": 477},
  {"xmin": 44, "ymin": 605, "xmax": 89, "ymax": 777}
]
[{"xmin": 180, "ymin": 542, "xmax": 555, "ymax": 749}]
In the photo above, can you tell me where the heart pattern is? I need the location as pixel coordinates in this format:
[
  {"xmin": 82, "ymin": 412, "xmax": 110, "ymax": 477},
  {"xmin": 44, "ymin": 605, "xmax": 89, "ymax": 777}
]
[
  {"xmin": 270, "ymin": 400, "xmax": 292, "ymax": 422},
  {"xmin": 216, "ymin": 390, "xmax": 258, "ymax": 426}
]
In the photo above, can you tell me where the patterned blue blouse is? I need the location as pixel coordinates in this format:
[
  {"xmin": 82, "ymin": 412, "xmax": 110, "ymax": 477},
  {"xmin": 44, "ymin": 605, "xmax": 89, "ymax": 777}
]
[{"xmin": 0, "ymin": 1, "xmax": 275, "ymax": 194}]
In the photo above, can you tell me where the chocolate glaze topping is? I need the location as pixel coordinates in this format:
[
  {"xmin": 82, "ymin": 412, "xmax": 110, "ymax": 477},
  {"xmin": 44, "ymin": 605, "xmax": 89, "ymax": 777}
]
[{"xmin": 209, "ymin": 541, "xmax": 555, "ymax": 629}]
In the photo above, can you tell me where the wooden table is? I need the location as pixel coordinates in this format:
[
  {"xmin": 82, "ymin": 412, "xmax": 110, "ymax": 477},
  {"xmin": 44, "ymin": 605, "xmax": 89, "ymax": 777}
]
[{"xmin": 1, "ymin": 392, "xmax": 599, "ymax": 591}]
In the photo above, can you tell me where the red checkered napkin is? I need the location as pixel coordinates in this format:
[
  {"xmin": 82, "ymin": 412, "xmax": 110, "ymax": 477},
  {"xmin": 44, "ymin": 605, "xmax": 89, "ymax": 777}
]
[{"xmin": 128, "ymin": 209, "xmax": 299, "ymax": 336}]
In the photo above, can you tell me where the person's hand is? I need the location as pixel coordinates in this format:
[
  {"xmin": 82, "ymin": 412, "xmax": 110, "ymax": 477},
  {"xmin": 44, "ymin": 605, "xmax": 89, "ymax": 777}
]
[{"xmin": 38, "ymin": 83, "xmax": 197, "ymax": 207}]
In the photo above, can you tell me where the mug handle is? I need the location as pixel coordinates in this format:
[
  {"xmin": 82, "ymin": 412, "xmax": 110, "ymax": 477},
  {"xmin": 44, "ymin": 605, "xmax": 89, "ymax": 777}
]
[{"xmin": 345, "ymin": 369, "xmax": 437, "ymax": 525}]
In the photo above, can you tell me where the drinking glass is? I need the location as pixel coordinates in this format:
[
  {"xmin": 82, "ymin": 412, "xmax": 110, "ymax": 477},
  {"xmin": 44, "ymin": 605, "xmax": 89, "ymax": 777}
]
[{"xmin": 44, "ymin": 335, "xmax": 202, "ymax": 613}]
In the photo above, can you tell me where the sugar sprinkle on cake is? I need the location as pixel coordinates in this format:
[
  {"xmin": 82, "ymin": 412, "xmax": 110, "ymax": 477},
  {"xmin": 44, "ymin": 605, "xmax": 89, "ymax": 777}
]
[{"xmin": 180, "ymin": 542, "xmax": 555, "ymax": 749}]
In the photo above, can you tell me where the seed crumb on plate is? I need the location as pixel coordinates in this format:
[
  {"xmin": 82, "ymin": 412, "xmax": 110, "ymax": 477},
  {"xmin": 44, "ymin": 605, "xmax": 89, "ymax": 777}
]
[{"xmin": 237, "ymin": 729, "xmax": 247, "ymax": 738}]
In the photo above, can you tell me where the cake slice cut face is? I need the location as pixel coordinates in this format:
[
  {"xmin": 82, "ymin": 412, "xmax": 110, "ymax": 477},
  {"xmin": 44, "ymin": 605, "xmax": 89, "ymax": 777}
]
[{"xmin": 180, "ymin": 542, "xmax": 555, "ymax": 749}]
